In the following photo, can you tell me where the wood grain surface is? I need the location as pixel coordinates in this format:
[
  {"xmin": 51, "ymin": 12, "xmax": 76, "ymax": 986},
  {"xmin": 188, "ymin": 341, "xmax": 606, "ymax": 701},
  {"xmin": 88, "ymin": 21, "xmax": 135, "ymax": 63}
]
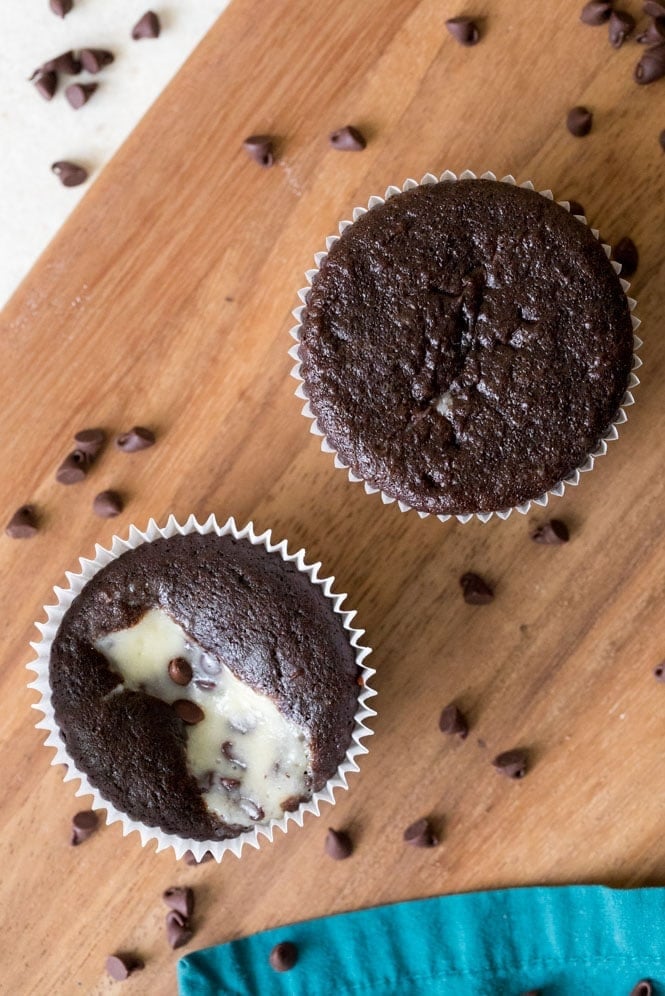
[{"xmin": 1, "ymin": 0, "xmax": 664, "ymax": 992}]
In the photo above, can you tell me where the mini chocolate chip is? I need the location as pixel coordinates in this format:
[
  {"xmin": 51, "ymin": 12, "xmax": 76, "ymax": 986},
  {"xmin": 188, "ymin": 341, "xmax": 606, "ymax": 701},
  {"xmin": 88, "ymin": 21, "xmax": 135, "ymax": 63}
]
[
  {"xmin": 173, "ymin": 700, "xmax": 204, "ymax": 724},
  {"xmin": 630, "ymin": 982, "xmax": 653, "ymax": 996},
  {"xmin": 194, "ymin": 679, "xmax": 216, "ymax": 691},
  {"xmin": 635, "ymin": 43, "xmax": 665, "ymax": 84},
  {"xmin": 325, "ymin": 827, "xmax": 353, "ymax": 860},
  {"xmin": 329, "ymin": 125, "xmax": 366, "ymax": 151},
  {"xmin": 612, "ymin": 236, "xmax": 639, "ymax": 276},
  {"xmin": 445, "ymin": 15, "xmax": 480, "ymax": 45},
  {"xmin": 79, "ymin": 49, "xmax": 114, "ymax": 73},
  {"xmin": 460, "ymin": 572, "xmax": 494, "ymax": 605},
  {"xmin": 269, "ymin": 941, "xmax": 298, "ymax": 973},
  {"xmin": 74, "ymin": 427, "xmax": 106, "ymax": 456},
  {"xmin": 132, "ymin": 11, "xmax": 161, "ymax": 39},
  {"xmin": 65, "ymin": 82, "xmax": 98, "ymax": 109},
  {"xmin": 105, "ymin": 954, "xmax": 143, "ymax": 981},
  {"xmin": 609, "ymin": 10, "xmax": 636, "ymax": 46},
  {"xmin": 6, "ymin": 505, "xmax": 38, "ymax": 539},
  {"xmin": 439, "ymin": 702, "xmax": 469, "ymax": 738},
  {"xmin": 654, "ymin": 663, "xmax": 665, "ymax": 681},
  {"xmin": 580, "ymin": 1, "xmax": 611, "ymax": 25},
  {"xmin": 567, "ymin": 199, "xmax": 585, "ymax": 217},
  {"xmin": 282, "ymin": 795, "xmax": 303, "ymax": 812},
  {"xmin": 637, "ymin": 20, "xmax": 665, "ymax": 43},
  {"xmin": 493, "ymin": 749, "xmax": 529, "ymax": 779},
  {"xmin": 403, "ymin": 817, "xmax": 438, "ymax": 847},
  {"xmin": 531, "ymin": 519, "xmax": 569, "ymax": 545},
  {"xmin": 644, "ymin": 0, "xmax": 665, "ymax": 17},
  {"xmin": 93, "ymin": 491, "xmax": 123, "ymax": 519},
  {"xmin": 240, "ymin": 798, "xmax": 265, "ymax": 821},
  {"xmin": 56, "ymin": 449, "xmax": 90, "ymax": 484},
  {"xmin": 183, "ymin": 849, "xmax": 213, "ymax": 865},
  {"xmin": 243, "ymin": 134, "xmax": 274, "ymax": 167},
  {"xmin": 51, "ymin": 161, "xmax": 88, "ymax": 187},
  {"xmin": 50, "ymin": 0, "xmax": 73, "ymax": 17},
  {"xmin": 42, "ymin": 51, "xmax": 81, "ymax": 74},
  {"xmin": 115, "ymin": 426, "xmax": 155, "ymax": 451},
  {"xmin": 222, "ymin": 741, "xmax": 247, "ymax": 768},
  {"xmin": 163, "ymin": 886, "xmax": 195, "ymax": 918},
  {"xmin": 220, "ymin": 777, "xmax": 241, "ymax": 791},
  {"xmin": 567, "ymin": 106, "xmax": 593, "ymax": 137},
  {"xmin": 168, "ymin": 657, "xmax": 193, "ymax": 686},
  {"xmin": 165, "ymin": 910, "xmax": 193, "ymax": 949},
  {"xmin": 33, "ymin": 71, "xmax": 57, "ymax": 101},
  {"xmin": 71, "ymin": 809, "xmax": 99, "ymax": 845}
]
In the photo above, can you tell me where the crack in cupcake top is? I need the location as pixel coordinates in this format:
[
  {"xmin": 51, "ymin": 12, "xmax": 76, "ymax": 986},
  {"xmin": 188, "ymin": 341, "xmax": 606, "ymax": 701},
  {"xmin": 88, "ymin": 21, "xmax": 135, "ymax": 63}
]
[{"xmin": 298, "ymin": 179, "xmax": 634, "ymax": 515}]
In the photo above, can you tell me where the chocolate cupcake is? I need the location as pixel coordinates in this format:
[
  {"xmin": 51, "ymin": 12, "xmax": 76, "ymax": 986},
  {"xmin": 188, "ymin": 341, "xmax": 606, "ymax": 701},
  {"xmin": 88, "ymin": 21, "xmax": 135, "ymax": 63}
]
[
  {"xmin": 291, "ymin": 171, "xmax": 641, "ymax": 521},
  {"xmin": 28, "ymin": 517, "xmax": 374, "ymax": 860}
]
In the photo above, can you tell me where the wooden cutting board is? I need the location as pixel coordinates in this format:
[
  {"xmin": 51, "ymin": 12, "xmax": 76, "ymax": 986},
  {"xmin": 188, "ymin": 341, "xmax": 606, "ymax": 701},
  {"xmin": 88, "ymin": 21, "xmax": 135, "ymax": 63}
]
[{"xmin": 1, "ymin": 0, "xmax": 664, "ymax": 992}]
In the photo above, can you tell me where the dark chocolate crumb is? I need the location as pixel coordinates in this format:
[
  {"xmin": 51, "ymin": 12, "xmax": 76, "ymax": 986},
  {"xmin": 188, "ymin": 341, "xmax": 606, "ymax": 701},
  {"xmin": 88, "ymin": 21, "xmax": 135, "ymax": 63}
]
[
  {"xmin": 608, "ymin": 10, "xmax": 635, "ymax": 46},
  {"xmin": 567, "ymin": 106, "xmax": 593, "ymax": 137},
  {"xmin": 79, "ymin": 49, "xmax": 114, "ymax": 73},
  {"xmin": 629, "ymin": 981, "xmax": 653, "ymax": 996},
  {"xmin": 445, "ymin": 15, "xmax": 480, "ymax": 45},
  {"xmin": 325, "ymin": 827, "xmax": 353, "ymax": 860},
  {"xmin": 93, "ymin": 490, "xmax": 123, "ymax": 518},
  {"xmin": 65, "ymin": 82, "xmax": 98, "ymax": 109},
  {"xmin": 493, "ymin": 749, "xmax": 529, "ymax": 779},
  {"xmin": 166, "ymin": 910, "xmax": 193, "ymax": 949},
  {"xmin": 580, "ymin": 1, "xmax": 611, "ymax": 25},
  {"xmin": 51, "ymin": 161, "xmax": 88, "ymax": 187},
  {"xmin": 42, "ymin": 51, "xmax": 81, "ymax": 75},
  {"xmin": 168, "ymin": 657, "xmax": 193, "ymax": 686},
  {"xmin": 439, "ymin": 702, "xmax": 469, "ymax": 739},
  {"xmin": 5, "ymin": 505, "xmax": 38, "ymax": 539},
  {"xmin": 403, "ymin": 817, "xmax": 438, "ymax": 847},
  {"xmin": 243, "ymin": 134, "xmax": 274, "ymax": 167},
  {"xmin": 33, "ymin": 71, "xmax": 57, "ymax": 101},
  {"xmin": 654, "ymin": 663, "xmax": 665, "ymax": 682},
  {"xmin": 173, "ymin": 700, "xmax": 204, "ymax": 725},
  {"xmin": 74, "ymin": 428, "xmax": 106, "ymax": 456},
  {"xmin": 50, "ymin": 0, "xmax": 73, "ymax": 17},
  {"xmin": 329, "ymin": 125, "xmax": 366, "ymax": 151},
  {"xmin": 71, "ymin": 809, "xmax": 99, "ymax": 845},
  {"xmin": 612, "ymin": 236, "xmax": 639, "ymax": 277},
  {"xmin": 163, "ymin": 886, "xmax": 195, "ymax": 918},
  {"xmin": 460, "ymin": 572, "xmax": 494, "ymax": 605},
  {"xmin": 56, "ymin": 450, "xmax": 90, "ymax": 484},
  {"xmin": 269, "ymin": 941, "xmax": 298, "ymax": 972},
  {"xmin": 105, "ymin": 954, "xmax": 143, "ymax": 981},
  {"xmin": 115, "ymin": 426, "xmax": 155, "ymax": 452},
  {"xmin": 635, "ymin": 44, "xmax": 665, "ymax": 84},
  {"xmin": 132, "ymin": 11, "xmax": 161, "ymax": 39},
  {"xmin": 531, "ymin": 519, "xmax": 569, "ymax": 545}
]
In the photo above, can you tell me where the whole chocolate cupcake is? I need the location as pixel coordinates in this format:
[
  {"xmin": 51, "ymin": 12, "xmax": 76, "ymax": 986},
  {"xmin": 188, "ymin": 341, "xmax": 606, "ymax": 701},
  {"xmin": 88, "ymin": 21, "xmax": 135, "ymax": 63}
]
[
  {"xmin": 294, "ymin": 173, "xmax": 639, "ymax": 518},
  {"xmin": 31, "ymin": 518, "xmax": 373, "ymax": 855}
]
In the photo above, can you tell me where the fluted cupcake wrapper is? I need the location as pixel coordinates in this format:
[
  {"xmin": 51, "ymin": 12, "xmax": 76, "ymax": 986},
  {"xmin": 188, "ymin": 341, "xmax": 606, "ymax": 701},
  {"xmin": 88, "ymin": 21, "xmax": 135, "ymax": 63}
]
[
  {"xmin": 289, "ymin": 169, "xmax": 642, "ymax": 524},
  {"xmin": 26, "ymin": 514, "xmax": 375, "ymax": 862}
]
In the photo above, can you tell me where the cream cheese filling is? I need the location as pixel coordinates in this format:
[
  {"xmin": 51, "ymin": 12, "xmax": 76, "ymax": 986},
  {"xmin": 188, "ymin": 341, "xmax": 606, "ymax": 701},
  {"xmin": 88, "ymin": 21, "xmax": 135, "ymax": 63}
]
[{"xmin": 95, "ymin": 608, "xmax": 310, "ymax": 827}]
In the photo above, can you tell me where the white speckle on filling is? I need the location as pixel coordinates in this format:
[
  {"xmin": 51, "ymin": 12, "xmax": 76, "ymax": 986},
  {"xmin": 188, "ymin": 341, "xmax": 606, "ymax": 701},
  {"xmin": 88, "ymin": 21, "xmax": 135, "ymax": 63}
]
[
  {"xmin": 95, "ymin": 608, "xmax": 311, "ymax": 827},
  {"xmin": 434, "ymin": 391, "xmax": 454, "ymax": 417}
]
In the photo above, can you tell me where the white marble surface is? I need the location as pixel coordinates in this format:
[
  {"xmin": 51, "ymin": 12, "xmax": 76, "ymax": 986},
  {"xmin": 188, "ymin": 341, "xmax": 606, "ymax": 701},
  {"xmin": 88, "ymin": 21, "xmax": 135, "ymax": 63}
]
[{"xmin": 0, "ymin": 1, "xmax": 227, "ymax": 308}]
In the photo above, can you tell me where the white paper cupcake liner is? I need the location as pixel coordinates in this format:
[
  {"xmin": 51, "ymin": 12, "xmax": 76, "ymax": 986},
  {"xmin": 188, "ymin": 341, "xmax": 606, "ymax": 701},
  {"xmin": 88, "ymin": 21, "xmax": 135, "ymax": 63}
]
[
  {"xmin": 289, "ymin": 169, "xmax": 642, "ymax": 524},
  {"xmin": 26, "ymin": 513, "xmax": 375, "ymax": 862}
]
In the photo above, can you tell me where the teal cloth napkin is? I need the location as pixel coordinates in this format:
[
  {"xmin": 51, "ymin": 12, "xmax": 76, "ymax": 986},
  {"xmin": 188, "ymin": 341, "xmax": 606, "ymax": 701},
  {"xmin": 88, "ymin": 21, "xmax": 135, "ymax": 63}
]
[{"xmin": 178, "ymin": 885, "xmax": 664, "ymax": 995}]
